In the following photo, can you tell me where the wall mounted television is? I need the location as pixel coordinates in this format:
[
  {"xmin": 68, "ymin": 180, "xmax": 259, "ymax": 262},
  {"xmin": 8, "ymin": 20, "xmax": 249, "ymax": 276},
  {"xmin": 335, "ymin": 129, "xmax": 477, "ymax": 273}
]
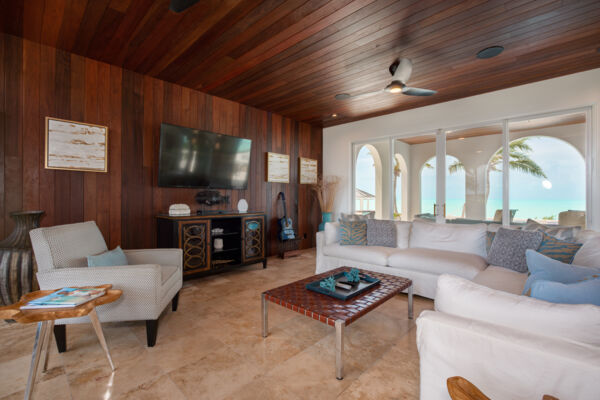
[{"xmin": 158, "ymin": 123, "xmax": 252, "ymax": 189}]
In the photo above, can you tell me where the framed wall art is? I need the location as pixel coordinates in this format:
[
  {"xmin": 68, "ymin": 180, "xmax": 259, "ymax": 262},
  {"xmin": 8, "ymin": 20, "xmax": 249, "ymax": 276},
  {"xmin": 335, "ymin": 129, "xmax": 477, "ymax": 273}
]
[
  {"xmin": 266, "ymin": 152, "xmax": 289, "ymax": 183},
  {"xmin": 45, "ymin": 117, "xmax": 108, "ymax": 172},
  {"xmin": 299, "ymin": 157, "xmax": 318, "ymax": 184}
]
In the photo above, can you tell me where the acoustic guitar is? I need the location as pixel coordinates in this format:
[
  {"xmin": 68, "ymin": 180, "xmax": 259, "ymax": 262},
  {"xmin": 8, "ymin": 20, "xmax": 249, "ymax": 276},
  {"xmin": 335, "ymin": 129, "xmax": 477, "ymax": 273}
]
[{"xmin": 278, "ymin": 192, "xmax": 295, "ymax": 241}]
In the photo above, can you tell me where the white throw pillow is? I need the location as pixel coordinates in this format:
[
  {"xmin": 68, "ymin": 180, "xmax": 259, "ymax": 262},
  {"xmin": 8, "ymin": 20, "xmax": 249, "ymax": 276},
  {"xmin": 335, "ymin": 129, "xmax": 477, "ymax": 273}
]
[
  {"xmin": 395, "ymin": 221, "xmax": 411, "ymax": 249},
  {"xmin": 409, "ymin": 220, "xmax": 487, "ymax": 257},
  {"xmin": 573, "ymin": 236, "xmax": 600, "ymax": 267},
  {"xmin": 324, "ymin": 222, "xmax": 340, "ymax": 245},
  {"xmin": 435, "ymin": 274, "xmax": 600, "ymax": 346}
]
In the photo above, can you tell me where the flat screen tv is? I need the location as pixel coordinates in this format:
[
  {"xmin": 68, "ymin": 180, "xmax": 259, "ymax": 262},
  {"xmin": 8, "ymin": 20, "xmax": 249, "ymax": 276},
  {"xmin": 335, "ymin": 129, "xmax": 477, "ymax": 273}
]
[{"xmin": 158, "ymin": 123, "xmax": 252, "ymax": 189}]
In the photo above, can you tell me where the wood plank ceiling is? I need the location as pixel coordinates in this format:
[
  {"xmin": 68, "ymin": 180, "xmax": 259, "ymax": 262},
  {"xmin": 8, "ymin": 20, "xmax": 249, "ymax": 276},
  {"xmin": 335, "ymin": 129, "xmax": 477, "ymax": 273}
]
[{"xmin": 2, "ymin": 0, "xmax": 600, "ymax": 127}]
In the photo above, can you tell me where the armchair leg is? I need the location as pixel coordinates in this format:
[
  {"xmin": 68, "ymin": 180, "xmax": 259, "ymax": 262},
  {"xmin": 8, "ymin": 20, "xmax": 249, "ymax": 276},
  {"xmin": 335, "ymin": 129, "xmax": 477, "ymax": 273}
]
[
  {"xmin": 53, "ymin": 324, "xmax": 66, "ymax": 353},
  {"xmin": 146, "ymin": 319, "xmax": 158, "ymax": 347},
  {"xmin": 172, "ymin": 291, "xmax": 180, "ymax": 312}
]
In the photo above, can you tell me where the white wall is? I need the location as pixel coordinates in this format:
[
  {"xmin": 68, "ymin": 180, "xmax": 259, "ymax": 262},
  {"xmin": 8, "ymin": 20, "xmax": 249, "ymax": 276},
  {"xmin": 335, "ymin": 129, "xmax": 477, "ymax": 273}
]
[{"xmin": 324, "ymin": 68, "xmax": 600, "ymax": 229}]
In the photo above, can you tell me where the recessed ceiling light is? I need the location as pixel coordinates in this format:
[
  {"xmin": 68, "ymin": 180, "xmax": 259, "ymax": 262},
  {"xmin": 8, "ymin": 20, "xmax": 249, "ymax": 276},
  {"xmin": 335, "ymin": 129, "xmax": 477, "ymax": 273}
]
[
  {"xmin": 458, "ymin": 137, "xmax": 465, "ymax": 140},
  {"xmin": 331, "ymin": 113, "xmax": 338, "ymax": 118},
  {"xmin": 477, "ymin": 46, "xmax": 504, "ymax": 59},
  {"xmin": 335, "ymin": 93, "xmax": 351, "ymax": 100}
]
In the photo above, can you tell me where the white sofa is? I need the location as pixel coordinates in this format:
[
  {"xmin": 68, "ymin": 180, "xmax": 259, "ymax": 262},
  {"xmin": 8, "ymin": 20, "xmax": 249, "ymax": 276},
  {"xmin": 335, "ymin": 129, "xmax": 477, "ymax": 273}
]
[
  {"xmin": 316, "ymin": 219, "xmax": 518, "ymax": 299},
  {"xmin": 317, "ymin": 219, "xmax": 600, "ymax": 398},
  {"xmin": 417, "ymin": 274, "xmax": 600, "ymax": 399}
]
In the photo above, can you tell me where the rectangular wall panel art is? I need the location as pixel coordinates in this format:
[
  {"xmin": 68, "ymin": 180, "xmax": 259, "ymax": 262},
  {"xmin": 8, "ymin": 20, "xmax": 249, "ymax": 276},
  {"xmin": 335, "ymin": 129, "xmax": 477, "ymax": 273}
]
[
  {"xmin": 45, "ymin": 117, "xmax": 108, "ymax": 172},
  {"xmin": 299, "ymin": 157, "xmax": 318, "ymax": 184},
  {"xmin": 266, "ymin": 152, "xmax": 289, "ymax": 183}
]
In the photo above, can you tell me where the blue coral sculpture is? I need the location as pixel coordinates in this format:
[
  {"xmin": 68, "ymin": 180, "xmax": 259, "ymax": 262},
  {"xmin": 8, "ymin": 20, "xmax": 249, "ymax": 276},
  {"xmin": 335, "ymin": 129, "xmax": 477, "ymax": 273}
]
[
  {"xmin": 320, "ymin": 276, "xmax": 336, "ymax": 292},
  {"xmin": 344, "ymin": 268, "xmax": 360, "ymax": 283}
]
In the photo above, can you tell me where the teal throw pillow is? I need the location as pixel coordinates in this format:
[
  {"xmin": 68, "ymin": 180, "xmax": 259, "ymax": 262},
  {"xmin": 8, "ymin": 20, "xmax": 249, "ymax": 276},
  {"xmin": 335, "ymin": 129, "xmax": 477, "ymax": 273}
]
[
  {"xmin": 537, "ymin": 232, "xmax": 582, "ymax": 263},
  {"xmin": 87, "ymin": 246, "xmax": 128, "ymax": 267},
  {"xmin": 340, "ymin": 220, "xmax": 367, "ymax": 246},
  {"xmin": 522, "ymin": 250, "xmax": 600, "ymax": 296},
  {"xmin": 530, "ymin": 279, "xmax": 600, "ymax": 306}
]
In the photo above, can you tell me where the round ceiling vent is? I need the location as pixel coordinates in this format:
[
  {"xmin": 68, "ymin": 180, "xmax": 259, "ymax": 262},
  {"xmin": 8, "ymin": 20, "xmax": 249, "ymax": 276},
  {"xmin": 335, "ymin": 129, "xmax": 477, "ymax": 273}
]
[{"xmin": 477, "ymin": 46, "xmax": 504, "ymax": 59}]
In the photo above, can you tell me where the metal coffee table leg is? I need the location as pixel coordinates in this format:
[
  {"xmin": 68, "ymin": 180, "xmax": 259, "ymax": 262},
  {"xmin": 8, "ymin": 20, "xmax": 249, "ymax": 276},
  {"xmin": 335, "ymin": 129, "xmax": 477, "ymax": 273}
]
[
  {"xmin": 408, "ymin": 285, "xmax": 414, "ymax": 319},
  {"xmin": 261, "ymin": 294, "xmax": 268, "ymax": 338},
  {"xmin": 25, "ymin": 321, "xmax": 49, "ymax": 400},
  {"xmin": 335, "ymin": 320, "xmax": 344, "ymax": 380}
]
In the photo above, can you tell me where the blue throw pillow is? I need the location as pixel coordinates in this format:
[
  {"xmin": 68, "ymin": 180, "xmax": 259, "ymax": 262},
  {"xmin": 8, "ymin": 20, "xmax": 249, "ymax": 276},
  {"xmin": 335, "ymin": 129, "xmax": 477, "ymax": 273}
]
[
  {"xmin": 523, "ymin": 250, "xmax": 600, "ymax": 295},
  {"xmin": 537, "ymin": 232, "xmax": 582, "ymax": 263},
  {"xmin": 339, "ymin": 220, "xmax": 367, "ymax": 246},
  {"xmin": 87, "ymin": 246, "xmax": 128, "ymax": 267},
  {"xmin": 530, "ymin": 279, "xmax": 600, "ymax": 306}
]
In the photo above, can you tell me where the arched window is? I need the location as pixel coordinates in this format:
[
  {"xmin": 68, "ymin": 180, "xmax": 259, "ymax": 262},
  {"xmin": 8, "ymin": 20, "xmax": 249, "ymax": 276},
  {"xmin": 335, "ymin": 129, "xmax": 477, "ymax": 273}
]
[
  {"xmin": 421, "ymin": 155, "xmax": 466, "ymax": 218},
  {"xmin": 487, "ymin": 136, "xmax": 585, "ymax": 223},
  {"xmin": 355, "ymin": 145, "xmax": 382, "ymax": 216}
]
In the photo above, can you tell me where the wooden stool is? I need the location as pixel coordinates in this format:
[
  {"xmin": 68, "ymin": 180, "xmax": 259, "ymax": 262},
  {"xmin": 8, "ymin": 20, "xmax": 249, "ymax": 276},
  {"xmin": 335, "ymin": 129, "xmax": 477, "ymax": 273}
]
[
  {"xmin": 0, "ymin": 284, "xmax": 122, "ymax": 400},
  {"xmin": 447, "ymin": 377, "xmax": 560, "ymax": 400}
]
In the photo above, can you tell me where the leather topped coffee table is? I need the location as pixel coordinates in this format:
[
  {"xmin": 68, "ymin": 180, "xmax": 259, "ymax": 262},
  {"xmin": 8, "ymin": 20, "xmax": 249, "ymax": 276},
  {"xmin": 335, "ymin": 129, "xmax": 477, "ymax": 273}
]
[{"xmin": 261, "ymin": 267, "xmax": 412, "ymax": 379}]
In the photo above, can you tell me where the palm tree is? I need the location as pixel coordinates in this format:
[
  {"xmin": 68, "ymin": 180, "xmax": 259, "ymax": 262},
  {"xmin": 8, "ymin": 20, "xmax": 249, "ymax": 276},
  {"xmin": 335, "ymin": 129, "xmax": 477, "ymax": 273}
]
[
  {"xmin": 393, "ymin": 158, "xmax": 401, "ymax": 217},
  {"xmin": 448, "ymin": 137, "xmax": 547, "ymax": 206}
]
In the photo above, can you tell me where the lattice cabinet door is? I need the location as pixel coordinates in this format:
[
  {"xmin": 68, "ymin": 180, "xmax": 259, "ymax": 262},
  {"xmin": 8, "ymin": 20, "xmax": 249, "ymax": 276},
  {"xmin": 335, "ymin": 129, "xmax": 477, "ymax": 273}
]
[
  {"xmin": 179, "ymin": 221, "xmax": 211, "ymax": 274},
  {"xmin": 242, "ymin": 215, "xmax": 265, "ymax": 263}
]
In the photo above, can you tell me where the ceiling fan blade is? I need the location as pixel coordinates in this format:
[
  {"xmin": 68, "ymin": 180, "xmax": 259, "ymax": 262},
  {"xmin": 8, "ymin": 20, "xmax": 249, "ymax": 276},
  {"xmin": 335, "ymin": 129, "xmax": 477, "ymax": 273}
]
[
  {"xmin": 169, "ymin": 0, "xmax": 200, "ymax": 13},
  {"xmin": 402, "ymin": 87, "xmax": 436, "ymax": 96},
  {"xmin": 393, "ymin": 58, "xmax": 413, "ymax": 84},
  {"xmin": 335, "ymin": 90, "xmax": 382, "ymax": 100}
]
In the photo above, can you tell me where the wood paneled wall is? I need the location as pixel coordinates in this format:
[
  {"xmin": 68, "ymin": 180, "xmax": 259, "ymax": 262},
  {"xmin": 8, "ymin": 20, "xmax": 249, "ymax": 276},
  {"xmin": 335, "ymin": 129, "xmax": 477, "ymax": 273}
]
[{"xmin": 0, "ymin": 34, "xmax": 322, "ymax": 255}]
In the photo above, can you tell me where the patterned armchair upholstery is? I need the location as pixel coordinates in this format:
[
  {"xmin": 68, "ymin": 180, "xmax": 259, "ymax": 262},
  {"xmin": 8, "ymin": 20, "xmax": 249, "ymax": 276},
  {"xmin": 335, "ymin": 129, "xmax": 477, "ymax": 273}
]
[{"xmin": 30, "ymin": 221, "xmax": 182, "ymax": 347}]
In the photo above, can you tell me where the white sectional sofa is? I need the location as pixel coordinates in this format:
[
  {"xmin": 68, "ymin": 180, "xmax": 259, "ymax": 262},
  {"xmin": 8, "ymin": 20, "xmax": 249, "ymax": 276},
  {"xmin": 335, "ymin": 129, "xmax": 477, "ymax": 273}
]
[
  {"xmin": 316, "ymin": 218, "xmax": 600, "ymax": 399},
  {"xmin": 316, "ymin": 219, "xmax": 527, "ymax": 298}
]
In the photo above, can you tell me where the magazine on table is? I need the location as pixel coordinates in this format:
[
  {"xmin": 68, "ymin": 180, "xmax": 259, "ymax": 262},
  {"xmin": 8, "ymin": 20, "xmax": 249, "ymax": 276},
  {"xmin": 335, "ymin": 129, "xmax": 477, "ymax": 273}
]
[{"xmin": 20, "ymin": 287, "xmax": 106, "ymax": 309}]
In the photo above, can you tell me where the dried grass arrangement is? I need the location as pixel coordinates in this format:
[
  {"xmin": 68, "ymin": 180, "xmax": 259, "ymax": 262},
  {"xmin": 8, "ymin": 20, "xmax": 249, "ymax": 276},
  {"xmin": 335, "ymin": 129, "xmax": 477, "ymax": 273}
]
[{"xmin": 311, "ymin": 176, "xmax": 341, "ymax": 212}]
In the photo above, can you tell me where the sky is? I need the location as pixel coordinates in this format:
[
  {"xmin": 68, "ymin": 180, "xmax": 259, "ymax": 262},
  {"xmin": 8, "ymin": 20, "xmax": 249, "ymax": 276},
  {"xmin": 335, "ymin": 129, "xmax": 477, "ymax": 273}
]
[{"xmin": 355, "ymin": 136, "xmax": 586, "ymax": 220}]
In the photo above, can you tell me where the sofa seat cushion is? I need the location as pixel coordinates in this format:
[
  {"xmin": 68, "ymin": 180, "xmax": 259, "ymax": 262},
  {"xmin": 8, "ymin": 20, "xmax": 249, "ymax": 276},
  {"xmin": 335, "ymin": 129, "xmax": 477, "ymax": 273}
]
[
  {"xmin": 387, "ymin": 248, "xmax": 487, "ymax": 279},
  {"xmin": 472, "ymin": 266, "xmax": 527, "ymax": 295},
  {"xmin": 161, "ymin": 265, "xmax": 179, "ymax": 284},
  {"xmin": 323, "ymin": 244, "xmax": 395, "ymax": 266}
]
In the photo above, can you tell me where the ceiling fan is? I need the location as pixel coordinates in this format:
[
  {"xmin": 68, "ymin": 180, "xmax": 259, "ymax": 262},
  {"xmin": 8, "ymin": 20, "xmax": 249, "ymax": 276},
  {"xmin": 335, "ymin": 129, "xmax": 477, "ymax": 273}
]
[
  {"xmin": 335, "ymin": 58, "xmax": 436, "ymax": 101},
  {"xmin": 169, "ymin": 0, "xmax": 200, "ymax": 13}
]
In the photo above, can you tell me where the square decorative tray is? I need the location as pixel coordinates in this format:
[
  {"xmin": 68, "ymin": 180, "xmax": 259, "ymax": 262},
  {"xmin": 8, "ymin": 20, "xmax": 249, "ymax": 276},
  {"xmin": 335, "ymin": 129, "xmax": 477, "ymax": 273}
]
[{"xmin": 305, "ymin": 271, "xmax": 380, "ymax": 301}]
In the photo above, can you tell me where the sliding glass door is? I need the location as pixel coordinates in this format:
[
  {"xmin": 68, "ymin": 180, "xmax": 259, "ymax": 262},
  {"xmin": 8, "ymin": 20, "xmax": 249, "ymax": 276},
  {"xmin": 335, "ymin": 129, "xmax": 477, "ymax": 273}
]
[
  {"xmin": 444, "ymin": 123, "xmax": 503, "ymax": 225},
  {"xmin": 508, "ymin": 111, "xmax": 587, "ymax": 226}
]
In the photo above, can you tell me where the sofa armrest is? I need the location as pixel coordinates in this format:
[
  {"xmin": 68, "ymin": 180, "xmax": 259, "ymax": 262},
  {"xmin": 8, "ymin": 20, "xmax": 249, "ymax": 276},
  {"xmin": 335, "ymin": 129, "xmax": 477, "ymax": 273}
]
[
  {"xmin": 416, "ymin": 310, "xmax": 600, "ymax": 400},
  {"xmin": 36, "ymin": 265, "xmax": 163, "ymax": 318},
  {"xmin": 123, "ymin": 248, "xmax": 182, "ymax": 270}
]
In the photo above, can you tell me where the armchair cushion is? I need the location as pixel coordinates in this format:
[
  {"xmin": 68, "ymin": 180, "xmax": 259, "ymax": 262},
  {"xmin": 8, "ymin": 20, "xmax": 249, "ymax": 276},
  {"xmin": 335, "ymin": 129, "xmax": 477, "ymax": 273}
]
[{"xmin": 87, "ymin": 246, "xmax": 128, "ymax": 267}]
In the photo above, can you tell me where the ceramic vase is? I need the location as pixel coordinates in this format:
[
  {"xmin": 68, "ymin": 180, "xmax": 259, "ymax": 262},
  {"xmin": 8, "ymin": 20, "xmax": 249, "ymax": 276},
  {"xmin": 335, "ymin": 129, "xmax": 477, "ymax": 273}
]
[
  {"xmin": 237, "ymin": 199, "xmax": 249, "ymax": 213},
  {"xmin": 318, "ymin": 211, "xmax": 333, "ymax": 232},
  {"xmin": 0, "ymin": 211, "xmax": 44, "ymax": 305}
]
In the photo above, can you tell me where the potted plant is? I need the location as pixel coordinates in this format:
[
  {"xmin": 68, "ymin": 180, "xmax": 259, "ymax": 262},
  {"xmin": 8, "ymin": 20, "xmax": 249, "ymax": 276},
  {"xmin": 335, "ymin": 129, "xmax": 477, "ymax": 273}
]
[{"xmin": 312, "ymin": 176, "xmax": 341, "ymax": 231}]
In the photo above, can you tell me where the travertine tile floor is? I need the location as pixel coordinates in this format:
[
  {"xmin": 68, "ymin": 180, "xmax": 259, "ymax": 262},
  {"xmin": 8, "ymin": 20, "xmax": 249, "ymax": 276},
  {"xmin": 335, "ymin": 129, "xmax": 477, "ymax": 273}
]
[{"xmin": 0, "ymin": 249, "xmax": 433, "ymax": 399}]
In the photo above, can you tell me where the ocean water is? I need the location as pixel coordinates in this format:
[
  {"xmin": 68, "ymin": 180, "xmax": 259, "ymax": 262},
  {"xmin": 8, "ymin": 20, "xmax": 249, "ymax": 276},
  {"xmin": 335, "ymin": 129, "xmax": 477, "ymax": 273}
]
[{"xmin": 421, "ymin": 198, "xmax": 585, "ymax": 221}]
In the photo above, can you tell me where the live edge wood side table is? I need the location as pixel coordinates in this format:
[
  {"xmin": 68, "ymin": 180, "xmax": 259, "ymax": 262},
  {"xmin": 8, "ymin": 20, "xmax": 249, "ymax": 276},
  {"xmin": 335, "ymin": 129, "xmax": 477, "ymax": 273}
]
[
  {"xmin": 261, "ymin": 267, "xmax": 413, "ymax": 380},
  {"xmin": 0, "ymin": 284, "xmax": 122, "ymax": 400}
]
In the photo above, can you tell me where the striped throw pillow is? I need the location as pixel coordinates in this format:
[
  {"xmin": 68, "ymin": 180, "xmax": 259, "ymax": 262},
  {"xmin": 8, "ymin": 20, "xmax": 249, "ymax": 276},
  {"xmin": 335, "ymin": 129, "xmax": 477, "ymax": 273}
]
[
  {"xmin": 538, "ymin": 232, "xmax": 582, "ymax": 264},
  {"xmin": 340, "ymin": 220, "xmax": 367, "ymax": 246}
]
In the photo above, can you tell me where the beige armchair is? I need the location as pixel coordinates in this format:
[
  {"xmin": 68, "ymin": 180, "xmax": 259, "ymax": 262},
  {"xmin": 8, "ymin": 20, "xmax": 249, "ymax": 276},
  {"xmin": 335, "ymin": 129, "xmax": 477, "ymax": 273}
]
[{"xmin": 29, "ymin": 221, "xmax": 182, "ymax": 348}]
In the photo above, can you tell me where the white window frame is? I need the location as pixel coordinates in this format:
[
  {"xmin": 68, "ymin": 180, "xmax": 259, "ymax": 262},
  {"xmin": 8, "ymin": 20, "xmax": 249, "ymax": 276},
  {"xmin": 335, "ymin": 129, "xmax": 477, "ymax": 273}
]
[{"xmin": 350, "ymin": 105, "xmax": 595, "ymax": 228}]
